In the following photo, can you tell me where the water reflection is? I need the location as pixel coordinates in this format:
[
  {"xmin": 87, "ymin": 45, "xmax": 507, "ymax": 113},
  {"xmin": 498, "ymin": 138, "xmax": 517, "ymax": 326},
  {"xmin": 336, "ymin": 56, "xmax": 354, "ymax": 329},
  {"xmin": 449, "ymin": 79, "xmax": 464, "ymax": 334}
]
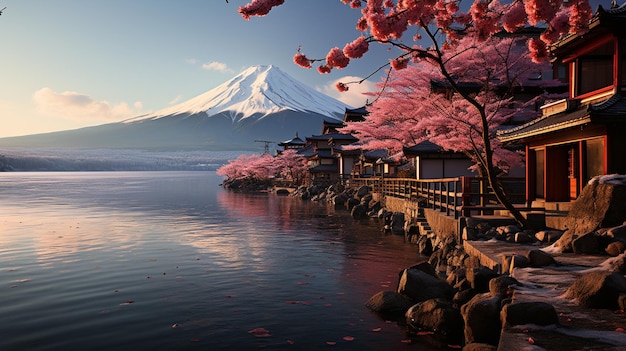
[{"xmin": 0, "ymin": 172, "xmax": 431, "ymax": 351}]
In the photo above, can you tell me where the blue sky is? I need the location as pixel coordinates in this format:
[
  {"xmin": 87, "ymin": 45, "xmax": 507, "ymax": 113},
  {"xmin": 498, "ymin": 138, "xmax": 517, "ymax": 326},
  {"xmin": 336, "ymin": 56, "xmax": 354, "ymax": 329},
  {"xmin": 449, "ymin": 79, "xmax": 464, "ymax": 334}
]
[{"xmin": 0, "ymin": 0, "xmax": 389, "ymax": 137}]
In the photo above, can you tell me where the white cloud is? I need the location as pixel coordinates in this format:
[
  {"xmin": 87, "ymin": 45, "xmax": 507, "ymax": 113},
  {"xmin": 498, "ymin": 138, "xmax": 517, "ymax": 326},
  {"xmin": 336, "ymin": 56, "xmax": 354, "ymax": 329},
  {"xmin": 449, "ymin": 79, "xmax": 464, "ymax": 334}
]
[
  {"xmin": 318, "ymin": 76, "xmax": 378, "ymax": 108},
  {"xmin": 33, "ymin": 87, "xmax": 143, "ymax": 122},
  {"xmin": 201, "ymin": 61, "xmax": 233, "ymax": 73}
]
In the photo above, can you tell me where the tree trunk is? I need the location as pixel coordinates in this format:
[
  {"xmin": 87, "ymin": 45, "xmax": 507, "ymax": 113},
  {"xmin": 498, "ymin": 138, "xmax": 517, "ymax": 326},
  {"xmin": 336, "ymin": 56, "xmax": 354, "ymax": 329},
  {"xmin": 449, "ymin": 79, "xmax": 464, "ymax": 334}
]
[{"xmin": 479, "ymin": 113, "xmax": 530, "ymax": 229}]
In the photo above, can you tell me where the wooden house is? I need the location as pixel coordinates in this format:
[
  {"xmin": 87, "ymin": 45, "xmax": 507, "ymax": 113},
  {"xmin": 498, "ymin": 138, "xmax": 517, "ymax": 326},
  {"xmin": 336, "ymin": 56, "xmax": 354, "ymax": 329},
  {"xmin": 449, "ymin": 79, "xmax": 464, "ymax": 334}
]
[
  {"xmin": 403, "ymin": 140, "xmax": 475, "ymax": 179},
  {"xmin": 499, "ymin": 2, "xmax": 626, "ymax": 205}
]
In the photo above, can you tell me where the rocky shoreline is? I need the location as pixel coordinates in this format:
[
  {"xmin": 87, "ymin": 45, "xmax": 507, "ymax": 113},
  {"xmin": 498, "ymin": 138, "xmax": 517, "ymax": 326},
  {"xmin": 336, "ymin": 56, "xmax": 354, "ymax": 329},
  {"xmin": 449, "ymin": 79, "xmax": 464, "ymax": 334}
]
[{"xmin": 286, "ymin": 177, "xmax": 626, "ymax": 350}]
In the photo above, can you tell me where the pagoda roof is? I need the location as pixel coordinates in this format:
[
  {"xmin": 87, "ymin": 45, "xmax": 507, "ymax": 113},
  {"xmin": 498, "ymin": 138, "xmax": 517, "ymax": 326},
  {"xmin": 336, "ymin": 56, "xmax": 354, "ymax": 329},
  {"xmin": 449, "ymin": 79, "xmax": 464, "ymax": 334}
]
[{"xmin": 278, "ymin": 133, "xmax": 305, "ymax": 146}]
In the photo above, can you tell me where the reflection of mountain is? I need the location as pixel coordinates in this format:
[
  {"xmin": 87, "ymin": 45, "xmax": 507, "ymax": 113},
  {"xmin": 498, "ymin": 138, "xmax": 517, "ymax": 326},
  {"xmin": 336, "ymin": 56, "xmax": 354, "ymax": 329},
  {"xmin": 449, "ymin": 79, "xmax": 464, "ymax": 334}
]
[{"xmin": 0, "ymin": 65, "xmax": 350, "ymax": 151}]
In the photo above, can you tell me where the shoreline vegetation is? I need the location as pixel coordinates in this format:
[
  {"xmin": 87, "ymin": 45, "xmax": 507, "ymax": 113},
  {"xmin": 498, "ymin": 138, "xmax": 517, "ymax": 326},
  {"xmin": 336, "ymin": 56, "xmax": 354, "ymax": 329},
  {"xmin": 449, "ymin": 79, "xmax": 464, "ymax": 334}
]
[{"xmin": 220, "ymin": 177, "xmax": 626, "ymax": 350}]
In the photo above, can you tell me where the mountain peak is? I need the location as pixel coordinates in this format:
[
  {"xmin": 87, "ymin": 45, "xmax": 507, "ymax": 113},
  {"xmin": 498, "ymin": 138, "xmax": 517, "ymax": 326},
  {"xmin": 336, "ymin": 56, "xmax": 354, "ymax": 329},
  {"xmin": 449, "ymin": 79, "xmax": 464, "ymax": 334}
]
[{"xmin": 126, "ymin": 65, "xmax": 350, "ymax": 123}]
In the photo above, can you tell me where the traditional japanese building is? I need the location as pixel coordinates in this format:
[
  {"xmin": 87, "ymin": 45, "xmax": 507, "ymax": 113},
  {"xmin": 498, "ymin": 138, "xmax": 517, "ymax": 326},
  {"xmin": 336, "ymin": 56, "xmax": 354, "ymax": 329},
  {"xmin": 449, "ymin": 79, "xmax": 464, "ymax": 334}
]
[
  {"xmin": 277, "ymin": 132, "xmax": 305, "ymax": 152},
  {"xmin": 499, "ymin": 2, "xmax": 626, "ymax": 204},
  {"xmin": 403, "ymin": 140, "xmax": 475, "ymax": 179}
]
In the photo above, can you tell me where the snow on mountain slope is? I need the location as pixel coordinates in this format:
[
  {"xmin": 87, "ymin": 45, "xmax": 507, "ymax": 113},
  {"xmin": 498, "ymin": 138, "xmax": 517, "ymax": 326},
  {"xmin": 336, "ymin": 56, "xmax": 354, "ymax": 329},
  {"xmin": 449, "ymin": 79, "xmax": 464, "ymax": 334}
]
[{"xmin": 125, "ymin": 65, "xmax": 350, "ymax": 123}]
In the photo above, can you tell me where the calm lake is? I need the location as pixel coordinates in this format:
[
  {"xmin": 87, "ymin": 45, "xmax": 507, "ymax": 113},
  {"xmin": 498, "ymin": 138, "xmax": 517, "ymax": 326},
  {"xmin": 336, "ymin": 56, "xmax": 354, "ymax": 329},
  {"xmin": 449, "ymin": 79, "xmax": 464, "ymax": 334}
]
[{"xmin": 0, "ymin": 171, "xmax": 435, "ymax": 351}]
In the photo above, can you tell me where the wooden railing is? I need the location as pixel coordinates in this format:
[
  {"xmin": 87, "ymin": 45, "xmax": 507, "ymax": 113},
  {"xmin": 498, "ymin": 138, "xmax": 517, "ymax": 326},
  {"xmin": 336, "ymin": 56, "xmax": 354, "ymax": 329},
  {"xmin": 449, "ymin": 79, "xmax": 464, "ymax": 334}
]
[{"xmin": 347, "ymin": 176, "xmax": 527, "ymax": 219}]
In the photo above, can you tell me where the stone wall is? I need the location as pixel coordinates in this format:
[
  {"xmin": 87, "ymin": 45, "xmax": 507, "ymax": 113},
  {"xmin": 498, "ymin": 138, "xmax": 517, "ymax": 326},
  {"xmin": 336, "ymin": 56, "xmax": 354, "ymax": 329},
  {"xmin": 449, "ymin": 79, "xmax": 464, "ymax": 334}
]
[
  {"xmin": 383, "ymin": 195, "xmax": 460, "ymax": 240},
  {"xmin": 424, "ymin": 208, "xmax": 459, "ymax": 241},
  {"xmin": 383, "ymin": 196, "xmax": 420, "ymax": 222}
]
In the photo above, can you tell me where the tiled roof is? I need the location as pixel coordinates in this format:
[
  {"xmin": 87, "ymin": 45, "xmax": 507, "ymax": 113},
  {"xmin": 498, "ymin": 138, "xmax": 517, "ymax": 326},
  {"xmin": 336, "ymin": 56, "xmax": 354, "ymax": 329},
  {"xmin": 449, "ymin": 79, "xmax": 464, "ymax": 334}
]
[
  {"xmin": 403, "ymin": 140, "xmax": 468, "ymax": 159},
  {"xmin": 498, "ymin": 94, "xmax": 626, "ymax": 142}
]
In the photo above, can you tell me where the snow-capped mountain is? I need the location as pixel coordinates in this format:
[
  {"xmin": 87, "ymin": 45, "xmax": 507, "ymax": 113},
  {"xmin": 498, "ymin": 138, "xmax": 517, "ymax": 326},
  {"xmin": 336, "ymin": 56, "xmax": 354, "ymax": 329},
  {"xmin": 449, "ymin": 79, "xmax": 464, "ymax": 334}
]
[
  {"xmin": 0, "ymin": 65, "xmax": 352, "ymax": 152},
  {"xmin": 126, "ymin": 65, "xmax": 349, "ymax": 123}
]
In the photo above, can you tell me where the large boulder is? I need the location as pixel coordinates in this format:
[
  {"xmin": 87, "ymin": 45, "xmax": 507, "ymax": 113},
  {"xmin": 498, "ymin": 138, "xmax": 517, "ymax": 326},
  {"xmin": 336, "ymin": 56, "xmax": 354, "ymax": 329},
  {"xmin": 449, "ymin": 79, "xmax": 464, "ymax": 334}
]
[
  {"xmin": 397, "ymin": 266, "xmax": 455, "ymax": 302},
  {"xmin": 365, "ymin": 291, "xmax": 415, "ymax": 320},
  {"xmin": 563, "ymin": 271, "xmax": 626, "ymax": 309},
  {"xmin": 553, "ymin": 176, "xmax": 626, "ymax": 252},
  {"xmin": 461, "ymin": 293, "xmax": 505, "ymax": 346},
  {"xmin": 405, "ymin": 299, "xmax": 464, "ymax": 344}
]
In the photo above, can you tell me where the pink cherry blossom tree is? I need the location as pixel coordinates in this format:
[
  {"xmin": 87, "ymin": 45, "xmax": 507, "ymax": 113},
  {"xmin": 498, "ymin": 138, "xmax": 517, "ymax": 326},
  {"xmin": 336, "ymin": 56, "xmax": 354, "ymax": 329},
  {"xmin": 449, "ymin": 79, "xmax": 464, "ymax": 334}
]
[
  {"xmin": 217, "ymin": 149, "xmax": 307, "ymax": 189},
  {"xmin": 341, "ymin": 35, "xmax": 561, "ymax": 172},
  {"xmin": 237, "ymin": 0, "xmax": 590, "ymax": 227}
]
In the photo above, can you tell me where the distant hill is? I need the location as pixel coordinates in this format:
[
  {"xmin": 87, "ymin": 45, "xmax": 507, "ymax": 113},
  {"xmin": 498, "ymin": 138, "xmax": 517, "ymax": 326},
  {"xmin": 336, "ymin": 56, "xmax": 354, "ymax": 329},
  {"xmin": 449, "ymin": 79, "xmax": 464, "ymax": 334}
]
[{"xmin": 0, "ymin": 65, "xmax": 351, "ymax": 151}]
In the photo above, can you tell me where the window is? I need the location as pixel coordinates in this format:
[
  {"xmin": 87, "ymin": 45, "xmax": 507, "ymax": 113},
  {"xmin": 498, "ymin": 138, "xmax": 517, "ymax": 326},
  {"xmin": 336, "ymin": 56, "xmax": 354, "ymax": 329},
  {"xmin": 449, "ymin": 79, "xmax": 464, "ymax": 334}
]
[
  {"xmin": 535, "ymin": 149, "xmax": 544, "ymax": 198},
  {"xmin": 576, "ymin": 41, "xmax": 614, "ymax": 96},
  {"xmin": 585, "ymin": 138, "xmax": 605, "ymax": 182}
]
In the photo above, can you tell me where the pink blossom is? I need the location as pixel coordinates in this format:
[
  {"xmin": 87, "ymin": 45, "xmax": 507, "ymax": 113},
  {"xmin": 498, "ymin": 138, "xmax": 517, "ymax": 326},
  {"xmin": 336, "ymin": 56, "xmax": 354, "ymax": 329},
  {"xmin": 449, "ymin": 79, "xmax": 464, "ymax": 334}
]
[
  {"xmin": 336, "ymin": 82, "xmax": 349, "ymax": 92},
  {"xmin": 568, "ymin": 0, "xmax": 592, "ymax": 35},
  {"xmin": 326, "ymin": 47, "xmax": 350, "ymax": 69},
  {"xmin": 343, "ymin": 36, "xmax": 369, "ymax": 59},
  {"xmin": 348, "ymin": 0, "xmax": 362, "ymax": 8},
  {"xmin": 293, "ymin": 53, "xmax": 311, "ymax": 68},
  {"xmin": 390, "ymin": 57, "xmax": 408, "ymax": 70},
  {"xmin": 524, "ymin": 0, "xmax": 557, "ymax": 26},
  {"xmin": 317, "ymin": 64, "xmax": 332, "ymax": 74},
  {"xmin": 356, "ymin": 17, "xmax": 368, "ymax": 31},
  {"xmin": 503, "ymin": 1, "xmax": 527, "ymax": 33},
  {"xmin": 238, "ymin": 0, "xmax": 285, "ymax": 20},
  {"xmin": 528, "ymin": 38, "xmax": 548, "ymax": 63}
]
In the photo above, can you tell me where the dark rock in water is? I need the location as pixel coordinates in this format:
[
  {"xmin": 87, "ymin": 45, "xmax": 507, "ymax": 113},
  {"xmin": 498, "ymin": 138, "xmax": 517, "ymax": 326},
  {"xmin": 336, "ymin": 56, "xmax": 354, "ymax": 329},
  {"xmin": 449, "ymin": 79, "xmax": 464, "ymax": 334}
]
[
  {"xmin": 417, "ymin": 235, "xmax": 433, "ymax": 256},
  {"xmin": 397, "ymin": 267, "xmax": 455, "ymax": 302},
  {"xmin": 461, "ymin": 293, "xmax": 505, "ymax": 346},
  {"xmin": 351, "ymin": 204, "xmax": 368, "ymax": 219},
  {"xmin": 564, "ymin": 271, "xmax": 626, "ymax": 309},
  {"xmin": 360, "ymin": 193, "xmax": 373, "ymax": 205},
  {"xmin": 408, "ymin": 261, "xmax": 438, "ymax": 278},
  {"xmin": 501, "ymin": 302, "xmax": 559, "ymax": 326},
  {"xmin": 332, "ymin": 192, "xmax": 349, "ymax": 209},
  {"xmin": 346, "ymin": 197, "xmax": 360, "ymax": 210},
  {"xmin": 405, "ymin": 298, "xmax": 464, "ymax": 344},
  {"xmin": 390, "ymin": 212, "xmax": 405, "ymax": 233},
  {"xmin": 365, "ymin": 291, "xmax": 415, "ymax": 320},
  {"xmin": 356, "ymin": 185, "xmax": 369, "ymax": 198}
]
